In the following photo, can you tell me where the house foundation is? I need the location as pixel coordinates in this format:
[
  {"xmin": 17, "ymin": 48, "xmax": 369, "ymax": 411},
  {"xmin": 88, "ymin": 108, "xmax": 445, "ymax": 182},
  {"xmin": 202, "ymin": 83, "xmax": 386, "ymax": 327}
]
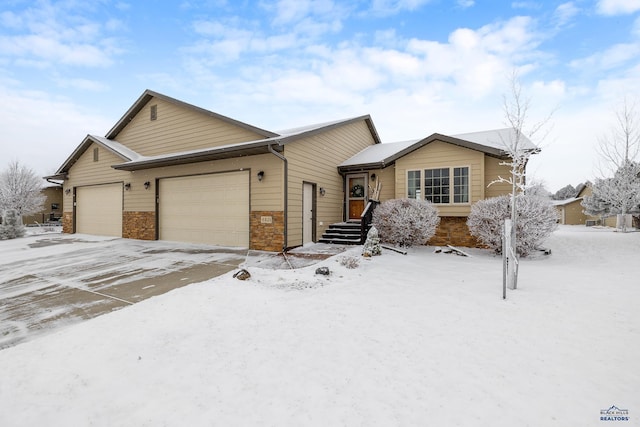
[{"xmin": 428, "ymin": 216, "xmax": 481, "ymax": 248}]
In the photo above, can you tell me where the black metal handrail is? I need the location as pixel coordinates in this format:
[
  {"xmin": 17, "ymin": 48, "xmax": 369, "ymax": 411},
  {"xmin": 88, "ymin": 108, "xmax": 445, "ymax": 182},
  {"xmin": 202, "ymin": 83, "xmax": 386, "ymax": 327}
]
[{"xmin": 359, "ymin": 200, "xmax": 379, "ymax": 244}]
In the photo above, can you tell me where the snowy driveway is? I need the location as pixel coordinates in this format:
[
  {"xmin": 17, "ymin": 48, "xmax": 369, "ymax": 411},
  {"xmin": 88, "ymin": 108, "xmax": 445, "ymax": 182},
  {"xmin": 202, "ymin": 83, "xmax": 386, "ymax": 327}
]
[{"xmin": 0, "ymin": 233, "xmax": 246, "ymax": 349}]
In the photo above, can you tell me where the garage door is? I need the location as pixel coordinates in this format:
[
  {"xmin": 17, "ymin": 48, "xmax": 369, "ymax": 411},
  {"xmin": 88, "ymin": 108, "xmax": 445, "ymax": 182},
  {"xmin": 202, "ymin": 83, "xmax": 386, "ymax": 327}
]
[
  {"xmin": 158, "ymin": 171, "xmax": 249, "ymax": 247},
  {"xmin": 76, "ymin": 183, "xmax": 123, "ymax": 237}
]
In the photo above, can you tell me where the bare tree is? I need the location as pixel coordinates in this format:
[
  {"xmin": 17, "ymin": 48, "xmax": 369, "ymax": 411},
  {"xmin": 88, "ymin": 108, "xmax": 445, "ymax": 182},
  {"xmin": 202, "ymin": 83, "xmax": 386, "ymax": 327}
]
[
  {"xmin": 490, "ymin": 70, "xmax": 554, "ymax": 290},
  {"xmin": 0, "ymin": 160, "xmax": 46, "ymax": 219},
  {"xmin": 592, "ymin": 98, "xmax": 640, "ymax": 232}
]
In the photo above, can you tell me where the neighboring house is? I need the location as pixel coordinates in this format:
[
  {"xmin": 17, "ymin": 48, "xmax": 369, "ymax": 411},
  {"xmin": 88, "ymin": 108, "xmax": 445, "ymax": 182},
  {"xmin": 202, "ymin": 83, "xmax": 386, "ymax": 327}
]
[
  {"xmin": 46, "ymin": 90, "xmax": 537, "ymax": 250},
  {"xmin": 46, "ymin": 90, "xmax": 381, "ymax": 251},
  {"xmin": 553, "ymin": 197, "xmax": 588, "ymax": 225},
  {"xmin": 338, "ymin": 129, "xmax": 538, "ymax": 246},
  {"xmin": 22, "ymin": 186, "xmax": 63, "ymax": 225}
]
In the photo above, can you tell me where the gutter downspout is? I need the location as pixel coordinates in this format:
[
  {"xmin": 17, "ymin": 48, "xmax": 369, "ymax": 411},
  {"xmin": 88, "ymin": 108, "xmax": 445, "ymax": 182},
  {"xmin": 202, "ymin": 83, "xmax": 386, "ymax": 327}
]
[{"xmin": 268, "ymin": 144, "xmax": 288, "ymax": 251}]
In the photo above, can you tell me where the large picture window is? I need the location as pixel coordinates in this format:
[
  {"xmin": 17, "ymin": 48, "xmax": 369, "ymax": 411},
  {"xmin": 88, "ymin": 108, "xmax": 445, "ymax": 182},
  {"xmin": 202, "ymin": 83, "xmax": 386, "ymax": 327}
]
[{"xmin": 407, "ymin": 166, "xmax": 470, "ymax": 204}]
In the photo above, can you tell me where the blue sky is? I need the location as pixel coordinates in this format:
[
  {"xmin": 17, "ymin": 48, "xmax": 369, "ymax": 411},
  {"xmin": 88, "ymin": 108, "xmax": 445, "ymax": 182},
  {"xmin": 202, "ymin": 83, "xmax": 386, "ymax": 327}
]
[{"xmin": 1, "ymin": 0, "xmax": 640, "ymax": 192}]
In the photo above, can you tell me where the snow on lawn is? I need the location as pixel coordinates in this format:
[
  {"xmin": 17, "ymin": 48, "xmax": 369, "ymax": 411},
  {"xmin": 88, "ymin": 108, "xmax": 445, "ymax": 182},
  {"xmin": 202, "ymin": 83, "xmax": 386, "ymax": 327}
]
[{"xmin": 0, "ymin": 226, "xmax": 638, "ymax": 426}]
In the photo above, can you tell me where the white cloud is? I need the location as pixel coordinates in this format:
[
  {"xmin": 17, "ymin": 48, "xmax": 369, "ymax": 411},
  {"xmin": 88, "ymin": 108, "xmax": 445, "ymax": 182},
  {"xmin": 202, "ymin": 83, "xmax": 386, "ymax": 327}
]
[
  {"xmin": 0, "ymin": 2, "xmax": 125, "ymax": 68},
  {"xmin": 266, "ymin": 0, "xmax": 349, "ymax": 34},
  {"xmin": 570, "ymin": 42, "xmax": 640, "ymax": 71},
  {"xmin": 370, "ymin": 0, "xmax": 433, "ymax": 15},
  {"xmin": 511, "ymin": 2, "xmax": 542, "ymax": 10},
  {"xmin": 0, "ymin": 87, "xmax": 113, "ymax": 177},
  {"xmin": 553, "ymin": 2, "xmax": 580, "ymax": 28},
  {"xmin": 596, "ymin": 0, "xmax": 640, "ymax": 15},
  {"xmin": 457, "ymin": 0, "xmax": 475, "ymax": 8}
]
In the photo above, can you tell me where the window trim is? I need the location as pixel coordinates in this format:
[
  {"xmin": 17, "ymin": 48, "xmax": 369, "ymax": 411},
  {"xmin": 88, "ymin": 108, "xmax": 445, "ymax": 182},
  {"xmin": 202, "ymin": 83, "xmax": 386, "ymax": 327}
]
[{"xmin": 406, "ymin": 165, "xmax": 471, "ymax": 205}]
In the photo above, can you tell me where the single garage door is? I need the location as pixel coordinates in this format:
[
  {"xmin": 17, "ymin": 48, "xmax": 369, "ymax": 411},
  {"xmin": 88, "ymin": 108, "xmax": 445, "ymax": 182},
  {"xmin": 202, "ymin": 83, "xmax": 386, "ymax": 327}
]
[
  {"xmin": 159, "ymin": 171, "xmax": 249, "ymax": 247},
  {"xmin": 76, "ymin": 183, "xmax": 123, "ymax": 237}
]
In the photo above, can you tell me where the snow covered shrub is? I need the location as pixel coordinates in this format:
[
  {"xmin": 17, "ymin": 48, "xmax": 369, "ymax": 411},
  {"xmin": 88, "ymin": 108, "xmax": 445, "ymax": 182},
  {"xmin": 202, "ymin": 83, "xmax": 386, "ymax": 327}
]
[
  {"xmin": 372, "ymin": 198, "xmax": 440, "ymax": 247},
  {"xmin": 339, "ymin": 254, "xmax": 360, "ymax": 269},
  {"xmin": 362, "ymin": 226, "xmax": 381, "ymax": 257},
  {"xmin": 467, "ymin": 194, "xmax": 558, "ymax": 256},
  {"xmin": 0, "ymin": 209, "xmax": 25, "ymax": 240}
]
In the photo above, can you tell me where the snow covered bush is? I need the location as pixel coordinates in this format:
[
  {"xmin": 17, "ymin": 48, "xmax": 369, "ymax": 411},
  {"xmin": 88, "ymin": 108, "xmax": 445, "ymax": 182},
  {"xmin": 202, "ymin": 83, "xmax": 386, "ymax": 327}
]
[
  {"xmin": 0, "ymin": 209, "xmax": 25, "ymax": 240},
  {"xmin": 372, "ymin": 198, "xmax": 440, "ymax": 247},
  {"xmin": 339, "ymin": 254, "xmax": 360, "ymax": 269},
  {"xmin": 362, "ymin": 226, "xmax": 381, "ymax": 257},
  {"xmin": 467, "ymin": 194, "xmax": 558, "ymax": 256}
]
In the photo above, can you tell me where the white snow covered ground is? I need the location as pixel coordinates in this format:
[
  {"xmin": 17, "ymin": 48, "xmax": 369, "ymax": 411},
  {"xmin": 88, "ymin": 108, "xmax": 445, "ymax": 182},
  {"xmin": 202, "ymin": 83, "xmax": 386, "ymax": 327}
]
[{"xmin": 0, "ymin": 225, "xmax": 638, "ymax": 426}]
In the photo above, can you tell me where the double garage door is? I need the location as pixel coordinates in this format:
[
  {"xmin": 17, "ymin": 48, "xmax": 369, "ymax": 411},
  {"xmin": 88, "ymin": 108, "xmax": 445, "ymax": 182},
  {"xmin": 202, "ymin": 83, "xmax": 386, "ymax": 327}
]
[{"xmin": 75, "ymin": 171, "xmax": 249, "ymax": 247}]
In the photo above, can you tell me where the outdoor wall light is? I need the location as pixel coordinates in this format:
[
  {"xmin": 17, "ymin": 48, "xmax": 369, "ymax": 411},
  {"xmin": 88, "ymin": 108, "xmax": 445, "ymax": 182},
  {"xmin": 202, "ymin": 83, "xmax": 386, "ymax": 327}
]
[
  {"xmin": 257, "ymin": 170, "xmax": 265, "ymax": 181},
  {"xmin": 144, "ymin": 181, "xmax": 151, "ymax": 190},
  {"xmin": 124, "ymin": 183, "xmax": 131, "ymax": 191},
  {"xmin": 64, "ymin": 188, "xmax": 71, "ymax": 195},
  {"xmin": 319, "ymin": 187, "xmax": 326, "ymax": 196},
  {"xmin": 370, "ymin": 173, "xmax": 377, "ymax": 181}
]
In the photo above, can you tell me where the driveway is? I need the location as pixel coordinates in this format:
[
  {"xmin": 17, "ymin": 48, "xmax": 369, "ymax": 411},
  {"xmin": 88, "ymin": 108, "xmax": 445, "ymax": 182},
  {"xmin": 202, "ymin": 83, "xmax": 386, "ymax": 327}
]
[{"xmin": 0, "ymin": 234, "xmax": 246, "ymax": 349}]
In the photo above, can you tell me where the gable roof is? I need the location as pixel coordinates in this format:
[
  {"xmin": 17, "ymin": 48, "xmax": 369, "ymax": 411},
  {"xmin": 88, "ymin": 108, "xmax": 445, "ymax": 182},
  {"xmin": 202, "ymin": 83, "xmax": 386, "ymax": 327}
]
[
  {"xmin": 46, "ymin": 89, "xmax": 381, "ymax": 177},
  {"xmin": 106, "ymin": 89, "xmax": 278, "ymax": 140},
  {"xmin": 339, "ymin": 128, "xmax": 539, "ymax": 172},
  {"xmin": 112, "ymin": 115, "xmax": 380, "ymax": 171},
  {"xmin": 552, "ymin": 197, "xmax": 583, "ymax": 207},
  {"xmin": 45, "ymin": 134, "xmax": 143, "ymax": 179}
]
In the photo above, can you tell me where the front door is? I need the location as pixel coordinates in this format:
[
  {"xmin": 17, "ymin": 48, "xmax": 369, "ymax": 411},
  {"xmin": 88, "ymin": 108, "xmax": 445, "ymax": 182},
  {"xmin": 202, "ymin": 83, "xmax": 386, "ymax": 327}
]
[{"xmin": 346, "ymin": 174, "xmax": 367, "ymax": 220}]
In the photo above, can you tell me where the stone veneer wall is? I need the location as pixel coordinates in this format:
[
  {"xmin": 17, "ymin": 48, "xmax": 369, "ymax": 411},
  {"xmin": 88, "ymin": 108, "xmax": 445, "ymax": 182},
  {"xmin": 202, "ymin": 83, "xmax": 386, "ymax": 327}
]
[
  {"xmin": 123, "ymin": 211, "xmax": 156, "ymax": 240},
  {"xmin": 428, "ymin": 216, "xmax": 481, "ymax": 248},
  {"xmin": 62, "ymin": 212, "xmax": 73, "ymax": 234},
  {"xmin": 250, "ymin": 211, "xmax": 285, "ymax": 252}
]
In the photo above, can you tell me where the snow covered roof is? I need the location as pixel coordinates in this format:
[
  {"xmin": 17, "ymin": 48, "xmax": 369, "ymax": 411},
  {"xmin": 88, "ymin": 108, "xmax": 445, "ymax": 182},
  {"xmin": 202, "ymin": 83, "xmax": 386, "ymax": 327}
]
[
  {"xmin": 552, "ymin": 197, "xmax": 583, "ymax": 207},
  {"xmin": 45, "ymin": 134, "xmax": 143, "ymax": 179},
  {"xmin": 338, "ymin": 139, "xmax": 420, "ymax": 169},
  {"xmin": 339, "ymin": 128, "xmax": 539, "ymax": 172},
  {"xmin": 47, "ymin": 88, "xmax": 381, "ymax": 176},
  {"xmin": 451, "ymin": 128, "xmax": 538, "ymax": 152},
  {"xmin": 111, "ymin": 115, "xmax": 380, "ymax": 172}
]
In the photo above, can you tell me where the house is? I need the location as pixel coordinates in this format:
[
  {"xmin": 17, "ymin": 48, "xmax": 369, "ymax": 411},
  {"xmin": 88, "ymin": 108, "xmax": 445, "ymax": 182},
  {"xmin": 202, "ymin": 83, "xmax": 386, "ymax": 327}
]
[
  {"xmin": 22, "ymin": 185, "xmax": 63, "ymax": 225},
  {"xmin": 553, "ymin": 197, "xmax": 588, "ymax": 225},
  {"xmin": 47, "ymin": 89, "xmax": 536, "ymax": 250},
  {"xmin": 336, "ymin": 129, "xmax": 538, "ymax": 246},
  {"xmin": 46, "ymin": 90, "xmax": 381, "ymax": 252}
]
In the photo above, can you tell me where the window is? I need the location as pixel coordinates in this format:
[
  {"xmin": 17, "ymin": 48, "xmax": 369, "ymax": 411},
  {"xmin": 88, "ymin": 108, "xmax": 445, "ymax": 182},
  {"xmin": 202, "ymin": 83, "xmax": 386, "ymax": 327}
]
[
  {"xmin": 453, "ymin": 167, "xmax": 469, "ymax": 203},
  {"xmin": 407, "ymin": 166, "xmax": 470, "ymax": 204},
  {"xmin": 150, "ymin": 104, "xmax": 157, "ymax": 121},
  {"xmin": 93, "ymin": 147, "xmax": 99, "ymax": 162},
  {"xmin": 425, "ymin": 168, "xmax": 450, "ymax": 204},
  {"xmin": 408, "ymin": 170, "xmax": 421, "ymax": 200}
]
